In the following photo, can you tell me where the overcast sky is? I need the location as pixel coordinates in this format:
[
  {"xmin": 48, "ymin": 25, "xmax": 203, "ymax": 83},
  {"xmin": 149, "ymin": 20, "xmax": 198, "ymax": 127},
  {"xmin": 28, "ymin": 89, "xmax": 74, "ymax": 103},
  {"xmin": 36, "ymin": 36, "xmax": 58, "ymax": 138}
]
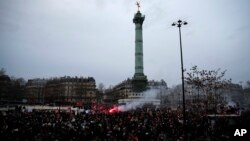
[{"xmin": 0, "ymin": 0, "xmax": 249, "ymax": 87}]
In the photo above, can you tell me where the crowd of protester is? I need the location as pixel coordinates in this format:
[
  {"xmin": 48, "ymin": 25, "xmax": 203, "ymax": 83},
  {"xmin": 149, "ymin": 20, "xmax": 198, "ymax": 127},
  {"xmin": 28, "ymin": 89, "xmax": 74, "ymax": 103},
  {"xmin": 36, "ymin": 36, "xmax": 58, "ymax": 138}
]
[{"xmin": 0, "ymin": 105, "xmax": 249, "ymax": 141}]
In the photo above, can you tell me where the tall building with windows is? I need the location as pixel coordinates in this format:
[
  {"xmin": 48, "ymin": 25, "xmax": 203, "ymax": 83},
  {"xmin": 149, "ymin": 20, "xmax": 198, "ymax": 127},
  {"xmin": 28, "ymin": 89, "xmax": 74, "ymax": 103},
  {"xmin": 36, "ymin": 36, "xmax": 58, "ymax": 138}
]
[
  {"xmin": 44, "ymin": 76, "xmax": 97, "ymax": 105},
  {"xmin": 24, "ymin": 76, "xmax": 97, "ymax": 105},
  {"xmin": 25, "ymin": 78, "xmax": 47, "ymax": 103}
]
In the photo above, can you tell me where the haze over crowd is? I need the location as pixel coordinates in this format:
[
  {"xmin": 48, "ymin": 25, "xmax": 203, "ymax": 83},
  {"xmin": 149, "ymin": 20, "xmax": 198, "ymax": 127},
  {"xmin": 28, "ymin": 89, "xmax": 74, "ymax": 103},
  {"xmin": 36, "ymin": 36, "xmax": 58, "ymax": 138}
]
[{"xmin": 0, "ymin": 0, "xmax": 250, "ymax": 87}]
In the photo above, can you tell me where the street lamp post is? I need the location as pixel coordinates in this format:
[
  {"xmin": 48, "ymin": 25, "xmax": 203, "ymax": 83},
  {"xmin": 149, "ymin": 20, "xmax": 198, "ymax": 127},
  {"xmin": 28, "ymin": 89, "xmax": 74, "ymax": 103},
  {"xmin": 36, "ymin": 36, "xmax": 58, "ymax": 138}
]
[{"xmin": 172, "ymin": 20, "xmax": 188, "ymax": 140}]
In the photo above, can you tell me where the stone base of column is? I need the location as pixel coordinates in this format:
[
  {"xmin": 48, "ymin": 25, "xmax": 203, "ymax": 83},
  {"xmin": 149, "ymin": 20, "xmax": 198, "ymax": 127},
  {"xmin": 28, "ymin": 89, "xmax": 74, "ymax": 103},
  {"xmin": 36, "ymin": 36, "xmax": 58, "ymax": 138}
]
[{"xmin": 132, "ymin": 74, "xmax": 148, "ymax": 92}]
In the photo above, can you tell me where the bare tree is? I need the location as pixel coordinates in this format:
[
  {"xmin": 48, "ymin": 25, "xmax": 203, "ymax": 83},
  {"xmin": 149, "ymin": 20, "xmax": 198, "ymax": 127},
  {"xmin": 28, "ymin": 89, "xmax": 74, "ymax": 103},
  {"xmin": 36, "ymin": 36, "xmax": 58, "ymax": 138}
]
[
  {"xmin": 0, "ymin": 68, "xmax": 6, "ymax": 75},
  {"xmin": 8, "ymin": 77, "xmax": 26, "ymax": 102},
  {"xmin": 98, "ymin": 83, "xmax": 105, "ymax": 93},
  {"xmin": 185, "ymin": 66, "xmax": 232, "ymax": 112},
  {"xmin": 246, "ymin": 81, "xmax": 250, "ymax": 89},
  {"xmin": 186, "ymin": 66, "xmax": 204, "ymax": 101}
]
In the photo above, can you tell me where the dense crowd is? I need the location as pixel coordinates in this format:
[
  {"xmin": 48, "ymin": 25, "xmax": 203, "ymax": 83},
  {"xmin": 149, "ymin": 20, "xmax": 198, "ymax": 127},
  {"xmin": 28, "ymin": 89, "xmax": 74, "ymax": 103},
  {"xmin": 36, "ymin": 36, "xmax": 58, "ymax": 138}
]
[{"xmin": 0, "ymin": 106, "xmax": 249, "ymax": 141}]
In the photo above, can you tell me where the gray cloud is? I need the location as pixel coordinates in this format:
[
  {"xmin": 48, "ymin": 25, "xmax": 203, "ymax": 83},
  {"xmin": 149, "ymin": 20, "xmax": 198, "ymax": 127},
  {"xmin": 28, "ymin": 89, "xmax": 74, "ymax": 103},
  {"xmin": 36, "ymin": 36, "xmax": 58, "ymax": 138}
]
[{"xmin": 0, "ymin": 0, "xmax": 250, "ymax": 87}]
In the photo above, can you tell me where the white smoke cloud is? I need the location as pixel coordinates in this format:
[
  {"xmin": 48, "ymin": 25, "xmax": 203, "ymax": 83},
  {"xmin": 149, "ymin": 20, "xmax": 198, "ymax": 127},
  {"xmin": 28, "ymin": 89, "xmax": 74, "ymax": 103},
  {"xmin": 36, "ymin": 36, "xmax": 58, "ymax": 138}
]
[{"xmin": 118, "ymin": 88, "xmax": 160, "ymax": 111}]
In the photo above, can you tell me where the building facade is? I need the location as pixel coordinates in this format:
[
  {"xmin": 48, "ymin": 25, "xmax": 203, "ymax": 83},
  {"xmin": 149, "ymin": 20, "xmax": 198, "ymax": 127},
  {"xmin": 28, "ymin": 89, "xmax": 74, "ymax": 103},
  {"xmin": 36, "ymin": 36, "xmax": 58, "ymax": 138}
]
[
  {"xmin": 25, "ymin": 78, "xmax": 47, "ymax": 103},
  {"xmin": 23, "ymin": 76, "xmax": 97, "ymax": 105},
  {"xmin": 43, "ymin": 76, "xmax": 97, "ymax": 105},
  {"xmin": 0, "ymin": 75, "xmax": 11, "ymax": 101}
]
